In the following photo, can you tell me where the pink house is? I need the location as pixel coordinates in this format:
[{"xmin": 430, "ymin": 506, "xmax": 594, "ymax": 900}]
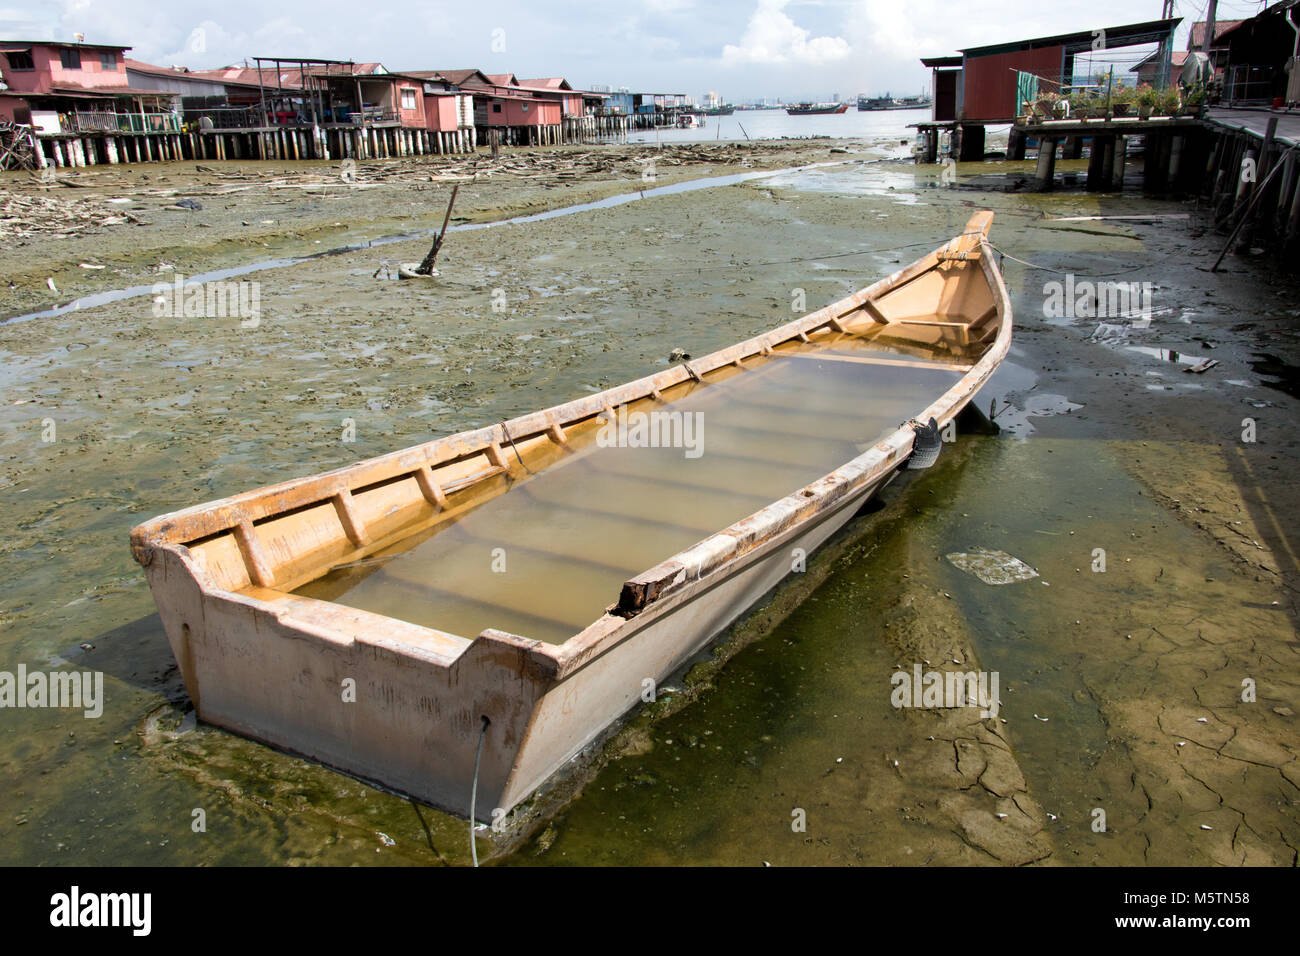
[
  {"xmin": 0, "ymin": 40, "xmax": 131, "ymax": 94},
  {"xmin": 519, "ymin": 77, "xmax": 585, "ymax": 116},
  {"xmin": 0, "ymin": 39, "xmax": 179, "ymax": 137}
]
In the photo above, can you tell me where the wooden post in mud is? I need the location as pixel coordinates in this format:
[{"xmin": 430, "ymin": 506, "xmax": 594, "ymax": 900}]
[
  {"xmin": 1007, "ymin": 128, "xmax": 1025, "ymax": 162},
  {"xmin": 1033, "ymin": 136, "xmax": 1057, "ymax": 191},
  {"xmin": 414, "ymin": 184, "xmax": 460, "ymax": 275}
]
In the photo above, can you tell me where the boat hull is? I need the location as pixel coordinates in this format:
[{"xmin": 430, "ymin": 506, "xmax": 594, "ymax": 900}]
[
  {"xmin": 786, "ymin": 104, "xmax": 850, "ymax": 115},
  {"xmin": 131, "ymin": 212, "xmax": 1013, "ymax": 822}
]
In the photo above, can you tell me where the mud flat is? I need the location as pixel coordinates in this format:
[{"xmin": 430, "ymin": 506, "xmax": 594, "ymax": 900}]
[
  {"xmin": 0, "ymin": 145, "xmax": 1296, "ymax": 866},
  {"xmin": 0, "ymin": 140, "xmax": 870, "ymax": 320}
]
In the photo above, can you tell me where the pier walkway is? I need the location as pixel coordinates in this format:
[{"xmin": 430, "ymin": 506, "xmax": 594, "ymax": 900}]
[{"xmin": 1205, "ymin": 107, "xmax": 1300, "ymax": 147}]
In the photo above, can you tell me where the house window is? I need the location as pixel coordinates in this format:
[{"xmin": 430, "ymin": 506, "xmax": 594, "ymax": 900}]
[
  {"xmin": 5, "ymin": 50, "xmax": 34, "ymax": 70},
  {"xmin": 492, "ymin": 103, "xmax": 502, "ymax": 113},
  {"xmin": 99, "ymin": 51, "xmax": 116, "ymax": 69},
  {"xmin": 401, "ymin": 88, "xmax": 416, "ymax": 110},
  {"xmin": 60, "ymin": 48, "xmax": 81, "ymax": 69}
]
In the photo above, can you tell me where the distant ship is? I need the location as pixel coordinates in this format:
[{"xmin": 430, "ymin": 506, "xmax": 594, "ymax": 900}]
[
  {"xmin": 703, "ymin": 105, "xmax": 734, "ymax": 116},
  {"xmin": 785, "ymin": 102, "xmax": 850, "ymax": 115},
  {"xmin": 857, "ymin": 93, "xmax": 932, "ymax": 111}
]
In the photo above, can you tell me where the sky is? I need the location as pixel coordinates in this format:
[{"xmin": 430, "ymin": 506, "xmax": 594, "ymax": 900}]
[{"xmin": 0, "ymin": 0, "xmax": 1273, "ymax": 101}]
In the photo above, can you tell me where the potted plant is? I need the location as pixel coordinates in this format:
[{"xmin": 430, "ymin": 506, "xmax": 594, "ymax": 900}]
[
  {"xmin": 1109, "ymin": 85, "xmax": 1134, "ymax": 118},
  {"xmin": 1136, "ymin": 84, "xmax": 1158, "ymax": 120},
  {"xmin": 1180, "ymin": 88, "xmax": 1205, "ymax": 116},
  {"xmin": 1156, "ymin": 88, "xmax": 1181, "ymax": 117}
]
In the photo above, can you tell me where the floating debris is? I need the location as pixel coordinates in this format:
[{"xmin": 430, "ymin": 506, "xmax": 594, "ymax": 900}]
[{"xmin": 946, "ymin": 548, "xmax": 1039, "ymax": 585}]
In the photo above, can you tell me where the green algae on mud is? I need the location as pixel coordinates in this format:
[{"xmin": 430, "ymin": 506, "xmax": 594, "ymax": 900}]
[{"xmin": 508, "ymin": 432, "xmax": 1297, "ymax": 867}]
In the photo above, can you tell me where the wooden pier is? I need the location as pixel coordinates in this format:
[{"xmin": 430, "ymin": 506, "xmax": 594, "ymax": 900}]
[
  {"xmin": 1011, "ymin": 116, "xmax": 1207, "ymax": 193},
  {"xmin": 23, "ymin": 129, "xmax": 192, "ymax": 169},
  {"xmin": 914, "ymin": 107, "xmax": 1300, "ymax": 268},
  {"xmin": 1200, "ymin": 108, "xmax": 1300, "ymax": 263},
  {"xmin": 11, "ymin": 114, "xmax": 633, "ymax": 169}
]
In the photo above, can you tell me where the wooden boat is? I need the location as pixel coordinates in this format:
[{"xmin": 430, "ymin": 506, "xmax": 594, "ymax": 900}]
[
  {"xmin": 785, "ymin": 102, "xmax": 850, "ymax": 115},
  {"xmin": 130, "ymin": 211, "xmax": 1012, "ymax": 822}
]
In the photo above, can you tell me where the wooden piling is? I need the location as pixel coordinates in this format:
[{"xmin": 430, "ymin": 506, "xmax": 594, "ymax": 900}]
[{"xmin": 1033, "ymin": 136, "xmax": 1057, "ymax": 191}]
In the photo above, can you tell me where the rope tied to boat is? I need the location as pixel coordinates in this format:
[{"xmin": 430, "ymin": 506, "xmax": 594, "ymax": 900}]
[
  {"xmin": 905, "ymin": 417, "xmax": 942, "ymax": 470},
  {"xmin": 469, "ymin": 714, "xmax": 491, "ymax": 868}
]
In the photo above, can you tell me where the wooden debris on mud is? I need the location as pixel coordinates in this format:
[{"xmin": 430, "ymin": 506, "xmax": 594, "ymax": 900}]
[{"xmin": 0, "ymin": 192, "xmax": 137, "ymax": 244}]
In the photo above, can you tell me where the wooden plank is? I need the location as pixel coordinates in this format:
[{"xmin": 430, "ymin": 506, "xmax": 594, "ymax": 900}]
[
  {"xmin": 786, "ymin": 352, "xmax": 970, "ymax": 372},
  {"xmin": 894, "ymin": 318, "xmax": 976, "ymax": 329}
]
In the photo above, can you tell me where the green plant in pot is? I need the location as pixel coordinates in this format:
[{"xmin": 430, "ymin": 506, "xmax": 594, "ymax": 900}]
[
  {"xmin": 1135, "ymin": 83, "xmax": 1158, "ymax": 119},
  {"xmin": 1156, "ymin": 88, "xmax": 1181, "ymax": 117},
  {"xmin": 1109, "ymin": 85, "xmax": 1135, "ymax": 117}
]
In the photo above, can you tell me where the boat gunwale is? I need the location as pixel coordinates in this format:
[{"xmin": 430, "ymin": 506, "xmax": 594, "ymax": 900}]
[{"xmin": 129, "ymin": 215, "xmax": 1007, "ymax": 672}]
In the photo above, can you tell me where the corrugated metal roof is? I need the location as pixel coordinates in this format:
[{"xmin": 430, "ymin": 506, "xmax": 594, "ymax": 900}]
[
  {"xmin": 1188, "ymin": 19, "xmax": 1246, "ymax": 50},
  {"xmin": 408, "ymin": 69, "xmax": 493, "ymax": 88},
  {"xmin": 1129, "ymin": 50, "xmax": 1188, "ymax": 71},
  {"xmin": 519, "ymin": 77, "xmax": 570, "ymax": 89},
  {"xmin": 124, "ymin": 58, "xmax": 260, "ymax": 88},
  {"xmin": 0, "ymin": 39, "xmax": 130, "ymax": 52},
  {"xmin": 959, "ymin": 17, "xmax": 1181, "ymax": 56}
]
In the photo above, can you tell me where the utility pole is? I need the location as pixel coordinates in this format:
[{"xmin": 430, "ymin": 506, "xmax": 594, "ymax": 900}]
[
  {"xmin": 1202, "ymin": 0, "xmax": 1218, "ymax": 55},
  {"xmin": 1157, "ymin": 0, "xmax": 1174, "ymax": 88}
]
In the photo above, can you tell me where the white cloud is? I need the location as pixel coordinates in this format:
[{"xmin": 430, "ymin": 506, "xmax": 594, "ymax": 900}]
[
  {"xmin": 644, "ymin": 0, "xmax": 693, "ymax": 12},
  {"xmin": 721, "ymin": 0, "xmax": 850, "ymax": 66}
]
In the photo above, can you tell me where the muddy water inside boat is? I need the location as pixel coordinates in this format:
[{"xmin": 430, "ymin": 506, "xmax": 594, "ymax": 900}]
[{"xmin": 297, "ymin": 339, "xmax": 970, "ymax": 644}]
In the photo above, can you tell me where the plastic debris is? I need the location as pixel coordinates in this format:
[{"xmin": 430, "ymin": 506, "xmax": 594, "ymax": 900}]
[{"xmin": 946, "ymin": 548, "xmax": 1039, "ymax": 585}]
